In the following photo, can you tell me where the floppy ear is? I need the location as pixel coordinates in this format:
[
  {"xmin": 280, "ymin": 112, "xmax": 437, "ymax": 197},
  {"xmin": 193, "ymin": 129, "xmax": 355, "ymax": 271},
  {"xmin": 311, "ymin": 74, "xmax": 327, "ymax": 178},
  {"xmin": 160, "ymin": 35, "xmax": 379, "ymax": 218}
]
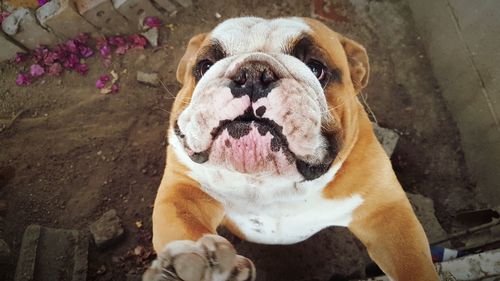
[
  {"xmin": 339, "ymin": 36, "xmax": 370, "ymax": 91},
  {"xmin": 176, "ymin": 33, "xmax": 208, "ymax": 84}
]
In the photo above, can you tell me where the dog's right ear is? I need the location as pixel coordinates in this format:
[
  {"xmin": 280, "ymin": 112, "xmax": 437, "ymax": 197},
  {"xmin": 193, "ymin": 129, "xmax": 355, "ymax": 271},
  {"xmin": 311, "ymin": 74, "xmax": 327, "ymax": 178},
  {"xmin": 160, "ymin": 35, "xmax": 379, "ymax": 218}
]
[{"xmin": 176, "ymin": 33, "xmax": 208, "ymax": 84}]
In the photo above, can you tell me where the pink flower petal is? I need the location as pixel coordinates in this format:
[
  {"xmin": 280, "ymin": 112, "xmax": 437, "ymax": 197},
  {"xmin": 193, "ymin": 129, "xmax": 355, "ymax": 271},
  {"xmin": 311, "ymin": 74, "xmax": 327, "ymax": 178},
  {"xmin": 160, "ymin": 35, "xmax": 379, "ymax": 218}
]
[
  {"xmin": 48, "ymin": 63, "xmax": 63, "ymax": 76},
  {"xmin": 75, "ymin": 33, "xmax": 90, "ymax": 44},
  {"xmin": 63, "ymin": 53, "xmax": 79, "ymax": 69},
  {"xmin": 108, "ymin": 36, "xmax": 127, "ymax": 47},
  {"xmin": 75, "ymin": 63, "xmax": 89, "ymax": 75},
  {"xmin": 115, "ymin": 45, "xmax": 129, "ymax": 55},
  {"xmin": 13, "ymin": 52, "xmax": 28, "ymax": 64},
  {"xmin": 128, "ymin": 34, "xmax": 148, "ymax": 49},
  {"xmin": 99, "ymin": 44, "xmax": 111, "ymax": 58},
  {"xmin": 29, "ymin": 64, "xmax": 45, "ymax": 77},
  {"xmin": 65, "ymin": 39, "xmax": 79, "ymax": 54},
  {"xmin": 95, "ymin": 75, "xmax": 110, "ymax": 89},
  {"xmin": 0, "ymin": 11, "xmax": 11, "ymax": 24},
  {"xmin": 16, "ymin": 73, "xmax": 31, "ymax": 86},
  {"xmin": 79, "ymin": 45, "xmax": 94, "ymax": 58},
  {"xmin": 111, "ymin": 83, "xmax": 119, "ymax": 93},
  {"xmin": 144, "ymin": 16, "xmax": 162, "ymax": 28}
]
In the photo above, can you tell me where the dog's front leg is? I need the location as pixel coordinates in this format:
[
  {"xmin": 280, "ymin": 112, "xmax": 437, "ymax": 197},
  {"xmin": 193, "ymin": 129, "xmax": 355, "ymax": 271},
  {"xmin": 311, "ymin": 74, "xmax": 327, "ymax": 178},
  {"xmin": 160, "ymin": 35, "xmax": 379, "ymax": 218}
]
[
  {"xmin": 144, "ymin": 152, "xmax": 255, "ymax": 281},
  {"xmin": 348, "ymin": 197, "xmax": 439, "ymax": 281}
]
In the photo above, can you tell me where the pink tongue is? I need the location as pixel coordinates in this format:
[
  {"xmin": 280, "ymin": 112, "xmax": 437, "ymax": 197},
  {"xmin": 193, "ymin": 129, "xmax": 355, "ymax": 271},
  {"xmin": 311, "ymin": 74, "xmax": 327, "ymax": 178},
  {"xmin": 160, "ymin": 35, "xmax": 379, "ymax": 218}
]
[{"xmin": 209, "ymin": 123, "xmax": 294, "ymax": 174}]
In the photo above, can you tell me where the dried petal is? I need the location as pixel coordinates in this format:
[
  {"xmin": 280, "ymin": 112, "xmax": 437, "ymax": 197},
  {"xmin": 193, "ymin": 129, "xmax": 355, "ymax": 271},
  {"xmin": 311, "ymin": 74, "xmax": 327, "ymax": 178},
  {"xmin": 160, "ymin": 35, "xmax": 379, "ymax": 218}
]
[
  {"xmin": 48, "ymin": 63, "xmax": 63, "ymax": 76},
  {"xmin": 75, "ymin": 63, "xmax": 89, "ymax": 75},
  {"xmin": 65, "ymin": 39, "xmax": 79, "ymax": 54},
  {"xmin": 13, "ymin": 52, "xmax": 28, "ymax": 64},
  {"xmin": 99, "ymin": 44, "xmax": 111, "ymax": 58},
  {"xmin": 38, "ymin": 0, "xmax": 49, "ymax": 6},
  {"xmin": 143, "ymin": 16, "xmax": 162, "ymax": 28},
  {"xmin": 79, "ymin": 45, "xmax": 94, "ymax": 58},
  {"xmin": 108, "ymin": 36, "xmax": 127, "ymax": 47},
  {"xmin": 43, "ymin": 51, "xmax": 59, "ymax": 65},
  {"xmin": 128, "ymin": 34, "xmax": 148, "ymax": 49},
  {"xmin": 63, "ymin": 53, "xmax": 79, "ymax": 69},
  {"xmin": 29, "ymin": 64, "xmax": 45, "ymax": 77},
  {"xmin": 111, "ymin": 83, "xmax": 119, "ymax": 93},
  {"xmin": 0, "ymin": 11, "xmax": 11, "ymax": 24},
  {"xmin": 96, "ymin": 75, "xmax": 110, "ymax": 89},
  {"xmin": 75, "ymin": 33, "xmax": 90, "ymax": 44},
  {"xmin": 15, "ymin": 73, "xmax": 30, "ymax": 86},
  {"xmin": 33, "ymin": 46, "xmax": 49, "ymax": 64},
  {"xmin": 115, "ymin": 45, "xmax": 129, "ymax": 55}
]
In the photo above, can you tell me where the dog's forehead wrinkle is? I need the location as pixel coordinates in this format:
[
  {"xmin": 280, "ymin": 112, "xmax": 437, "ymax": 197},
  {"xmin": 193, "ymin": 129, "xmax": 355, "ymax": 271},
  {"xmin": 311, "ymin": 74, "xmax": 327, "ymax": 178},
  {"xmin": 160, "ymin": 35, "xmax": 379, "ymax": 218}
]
[{"xmin": 211, "ymin": 17, "xmax": 310, "ymax": 55}]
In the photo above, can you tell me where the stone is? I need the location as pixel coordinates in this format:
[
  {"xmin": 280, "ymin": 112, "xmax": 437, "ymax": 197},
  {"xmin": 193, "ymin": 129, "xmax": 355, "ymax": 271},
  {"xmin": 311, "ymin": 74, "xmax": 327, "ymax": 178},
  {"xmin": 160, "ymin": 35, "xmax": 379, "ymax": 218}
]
[
  {"xmin": 173, "ymin": 0, "xmax": 191, "ymax": 8},
  {"xmin": 436, "ymin": 249, "xmax": 500, "ymax": 280},
  {"xmin": 141, "ymin": 27, "xmax": 158, "ymax": 47},
  {"xmin": 372, "ymin": 123, "xmax": 399, "ymax": 157},
  {"xmin": 112, "ymin": 0, "xmax": 163, "ymax": 31},
  {"xmin": 137, "ymin": 71, "xmax": 160, "ymax": 87},
  {"xmin": 2, "ymin": 8, "xmax": 60, "ymax": 49},
  {"xmin": 89, "ymin": 209, "xmax": 124, "ymax": 248},
  {"xmin": 0, "ymin": 32, "xmax": 26, "ymax": 62},
  {"xmin": 0, "ymin": 239, "xmax": 11, "ymax": 264},
  {"xmin": 152, "ymin": 0, "xmax": 177, "ymax": 14},
  {"xmin": 406, "ymin": 193, "xmax": 448, "ymax": 244},
  {"xmin": 14, "ymin": 224, "xmax": 88, "ymax": 281},
  {"xmin": 75, "ymin": 0, "xmax": 132, "ymax": 35},
  {"xmin": 36, "ymin": 0, "xmax": 98, "ymax": 39}
]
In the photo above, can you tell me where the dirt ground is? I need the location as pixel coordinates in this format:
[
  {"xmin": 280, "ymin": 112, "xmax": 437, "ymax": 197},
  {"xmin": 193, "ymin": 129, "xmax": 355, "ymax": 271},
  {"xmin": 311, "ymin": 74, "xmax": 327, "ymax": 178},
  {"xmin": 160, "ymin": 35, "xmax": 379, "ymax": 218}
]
[{"xmin": 0, "ymin": 1, "xmax": 482, "ymax": 280}]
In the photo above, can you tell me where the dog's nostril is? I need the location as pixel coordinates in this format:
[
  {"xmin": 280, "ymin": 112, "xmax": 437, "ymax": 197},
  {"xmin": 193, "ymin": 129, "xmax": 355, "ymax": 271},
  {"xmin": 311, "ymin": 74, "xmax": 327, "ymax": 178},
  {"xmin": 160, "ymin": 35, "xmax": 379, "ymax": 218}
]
[
  {"xmin": 261, "ymin": 69, "xmax": 276, "ymax": 85},
  {"xmin": 233, "ymin": 70, "xmax": 247, "ymax": 86}
]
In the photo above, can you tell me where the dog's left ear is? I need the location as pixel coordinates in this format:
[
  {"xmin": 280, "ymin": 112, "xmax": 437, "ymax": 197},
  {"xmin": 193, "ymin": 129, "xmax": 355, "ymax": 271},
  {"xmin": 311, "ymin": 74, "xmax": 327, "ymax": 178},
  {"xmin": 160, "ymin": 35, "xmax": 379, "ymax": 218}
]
[
  {"xmin": 176, "ymin": 33, "xmax": 208, "ymax": 84},
  {"xmin": 339, "ymin": 36, "xmax": 370, "ymax": 92}
]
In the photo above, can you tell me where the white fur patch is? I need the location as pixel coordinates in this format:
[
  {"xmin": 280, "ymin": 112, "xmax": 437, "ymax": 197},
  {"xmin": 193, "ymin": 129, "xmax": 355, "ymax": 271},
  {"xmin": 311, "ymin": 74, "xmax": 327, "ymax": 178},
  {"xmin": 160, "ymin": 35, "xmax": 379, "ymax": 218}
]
[
  {"xmin": 170, "ymin": 130, "xmax": 363, "ymax": 245},
  {"xmin": 211, "ymin": 17, "xmax": 310, "ymax": 55}
]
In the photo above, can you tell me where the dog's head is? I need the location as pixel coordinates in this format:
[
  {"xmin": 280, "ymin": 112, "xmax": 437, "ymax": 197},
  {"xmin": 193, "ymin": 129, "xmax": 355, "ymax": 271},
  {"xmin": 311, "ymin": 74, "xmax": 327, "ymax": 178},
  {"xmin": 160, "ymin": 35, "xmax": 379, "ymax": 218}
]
[{"xmin": 171, "ymin": 17, "xmax": 369, "ymax": 181}]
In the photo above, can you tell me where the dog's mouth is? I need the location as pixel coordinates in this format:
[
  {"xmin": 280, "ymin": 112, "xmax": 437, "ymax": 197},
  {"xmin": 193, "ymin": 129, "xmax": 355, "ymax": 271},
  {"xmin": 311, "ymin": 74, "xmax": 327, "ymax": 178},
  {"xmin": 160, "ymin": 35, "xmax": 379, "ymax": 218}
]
[{"xmin": 175, "ymin": 113, "xmax": 338, "ymax": 180}]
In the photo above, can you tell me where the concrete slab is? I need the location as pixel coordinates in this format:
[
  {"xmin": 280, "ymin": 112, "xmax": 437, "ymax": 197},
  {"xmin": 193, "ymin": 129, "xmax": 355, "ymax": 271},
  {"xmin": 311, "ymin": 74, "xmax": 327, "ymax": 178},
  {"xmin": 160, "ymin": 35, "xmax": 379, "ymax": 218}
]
[
  {"xmin": 75, "ymin": 0, "xmax": 132, "ymax": 35},
  {"xmin": 112, "ymin": 0, "xmax": 163, "ymax": 31},
  {"xmin": 89, "ymin": 209, "xmax": 124, "ymax": 248},
  {"xmin": 2, "ymin": 8, "xmax": 60, "ymax": 49},
  {"xmin": 0, "ymin": 32, "xmax": 25, "ymax": 62},
  {"xmin": 407, "ymin": 0, "xmax": 500, "ymax": 206},
  {"xmin": 36, "ymin": 0, "xmax": 98, "ymax": 39},
  {"xmin": 14, "ymin": 224, "xmax": 88, "ymax": 281}
]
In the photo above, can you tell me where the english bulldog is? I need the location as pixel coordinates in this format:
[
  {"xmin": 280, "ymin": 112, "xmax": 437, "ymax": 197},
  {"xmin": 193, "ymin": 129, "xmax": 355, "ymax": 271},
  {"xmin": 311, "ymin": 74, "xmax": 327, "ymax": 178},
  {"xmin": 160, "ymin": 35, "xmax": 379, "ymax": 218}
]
[{"xmin": 143, "ymin": 17, "xmax": 439, "ymax": 281}]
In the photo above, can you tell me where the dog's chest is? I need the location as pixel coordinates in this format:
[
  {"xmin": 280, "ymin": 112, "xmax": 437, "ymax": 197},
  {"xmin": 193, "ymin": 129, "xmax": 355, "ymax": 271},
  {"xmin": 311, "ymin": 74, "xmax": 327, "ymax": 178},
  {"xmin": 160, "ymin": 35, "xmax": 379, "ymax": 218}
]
[
  {"xmin": 222, "ymin": 190, "xmax": 363, "ymax": 244},
  {"xmin": 190, "ymin": 164, "xmax": 362, "ymax": 245}
]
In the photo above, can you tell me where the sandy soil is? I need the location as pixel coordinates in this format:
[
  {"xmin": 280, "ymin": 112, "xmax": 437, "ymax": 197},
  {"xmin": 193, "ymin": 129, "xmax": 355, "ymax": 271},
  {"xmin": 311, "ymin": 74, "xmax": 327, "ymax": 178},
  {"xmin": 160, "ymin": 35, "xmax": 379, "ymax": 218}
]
[{"xmin": 0, "ymin": 1, "xmax": 480, "ymax": 280}]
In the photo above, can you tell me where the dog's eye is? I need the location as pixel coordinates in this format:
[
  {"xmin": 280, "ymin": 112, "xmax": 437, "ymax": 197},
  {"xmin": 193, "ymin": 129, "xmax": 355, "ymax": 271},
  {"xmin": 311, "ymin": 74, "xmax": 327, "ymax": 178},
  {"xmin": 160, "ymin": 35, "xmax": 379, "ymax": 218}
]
[
  {"xmin": 198, "ymin": 60, "xmax": 213, "ymax": 76},
  {"xmin": 306, "ymin": 60, "xmax": 326, "ymax": 81}
]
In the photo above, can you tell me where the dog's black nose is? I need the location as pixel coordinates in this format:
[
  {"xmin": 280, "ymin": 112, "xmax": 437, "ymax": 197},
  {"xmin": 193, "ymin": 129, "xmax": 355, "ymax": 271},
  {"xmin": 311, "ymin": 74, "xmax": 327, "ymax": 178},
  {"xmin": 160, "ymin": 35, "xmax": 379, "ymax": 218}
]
[{"xmin": 229, "ymin": 62, "xmax": 278, "ymax": 102}]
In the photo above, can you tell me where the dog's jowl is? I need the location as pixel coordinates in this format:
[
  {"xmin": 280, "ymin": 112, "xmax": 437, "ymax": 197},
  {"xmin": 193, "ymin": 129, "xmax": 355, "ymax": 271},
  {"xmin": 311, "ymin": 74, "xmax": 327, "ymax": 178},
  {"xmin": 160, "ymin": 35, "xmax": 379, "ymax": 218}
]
[{"xmin": 143, "ymin": 17, "xmax": 439, "ymax": 281}]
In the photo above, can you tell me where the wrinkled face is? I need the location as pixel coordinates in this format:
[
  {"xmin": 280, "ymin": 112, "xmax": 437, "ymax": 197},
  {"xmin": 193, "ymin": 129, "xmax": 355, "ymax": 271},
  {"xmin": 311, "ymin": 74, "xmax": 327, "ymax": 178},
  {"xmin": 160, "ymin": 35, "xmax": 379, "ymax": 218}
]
[{"xmin": 173, "ymin": 17, "xmax": 369, "ymax": 181}]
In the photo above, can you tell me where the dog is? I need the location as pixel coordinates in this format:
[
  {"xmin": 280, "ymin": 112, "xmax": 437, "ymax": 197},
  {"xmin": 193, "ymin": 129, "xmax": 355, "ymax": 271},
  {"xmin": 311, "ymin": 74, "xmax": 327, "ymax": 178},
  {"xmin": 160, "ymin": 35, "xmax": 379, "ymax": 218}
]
[{"xmin": 143, "ymin": 17, "xmax": 439, "ymax": 281}]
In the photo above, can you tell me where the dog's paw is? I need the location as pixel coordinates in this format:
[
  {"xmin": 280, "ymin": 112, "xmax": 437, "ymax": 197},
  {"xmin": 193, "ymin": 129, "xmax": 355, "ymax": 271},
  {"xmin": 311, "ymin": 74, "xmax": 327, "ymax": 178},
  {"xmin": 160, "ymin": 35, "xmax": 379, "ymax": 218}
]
[{"xmin": 143, "ymin": 234, "xmax": 255, "ymax": 281}]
